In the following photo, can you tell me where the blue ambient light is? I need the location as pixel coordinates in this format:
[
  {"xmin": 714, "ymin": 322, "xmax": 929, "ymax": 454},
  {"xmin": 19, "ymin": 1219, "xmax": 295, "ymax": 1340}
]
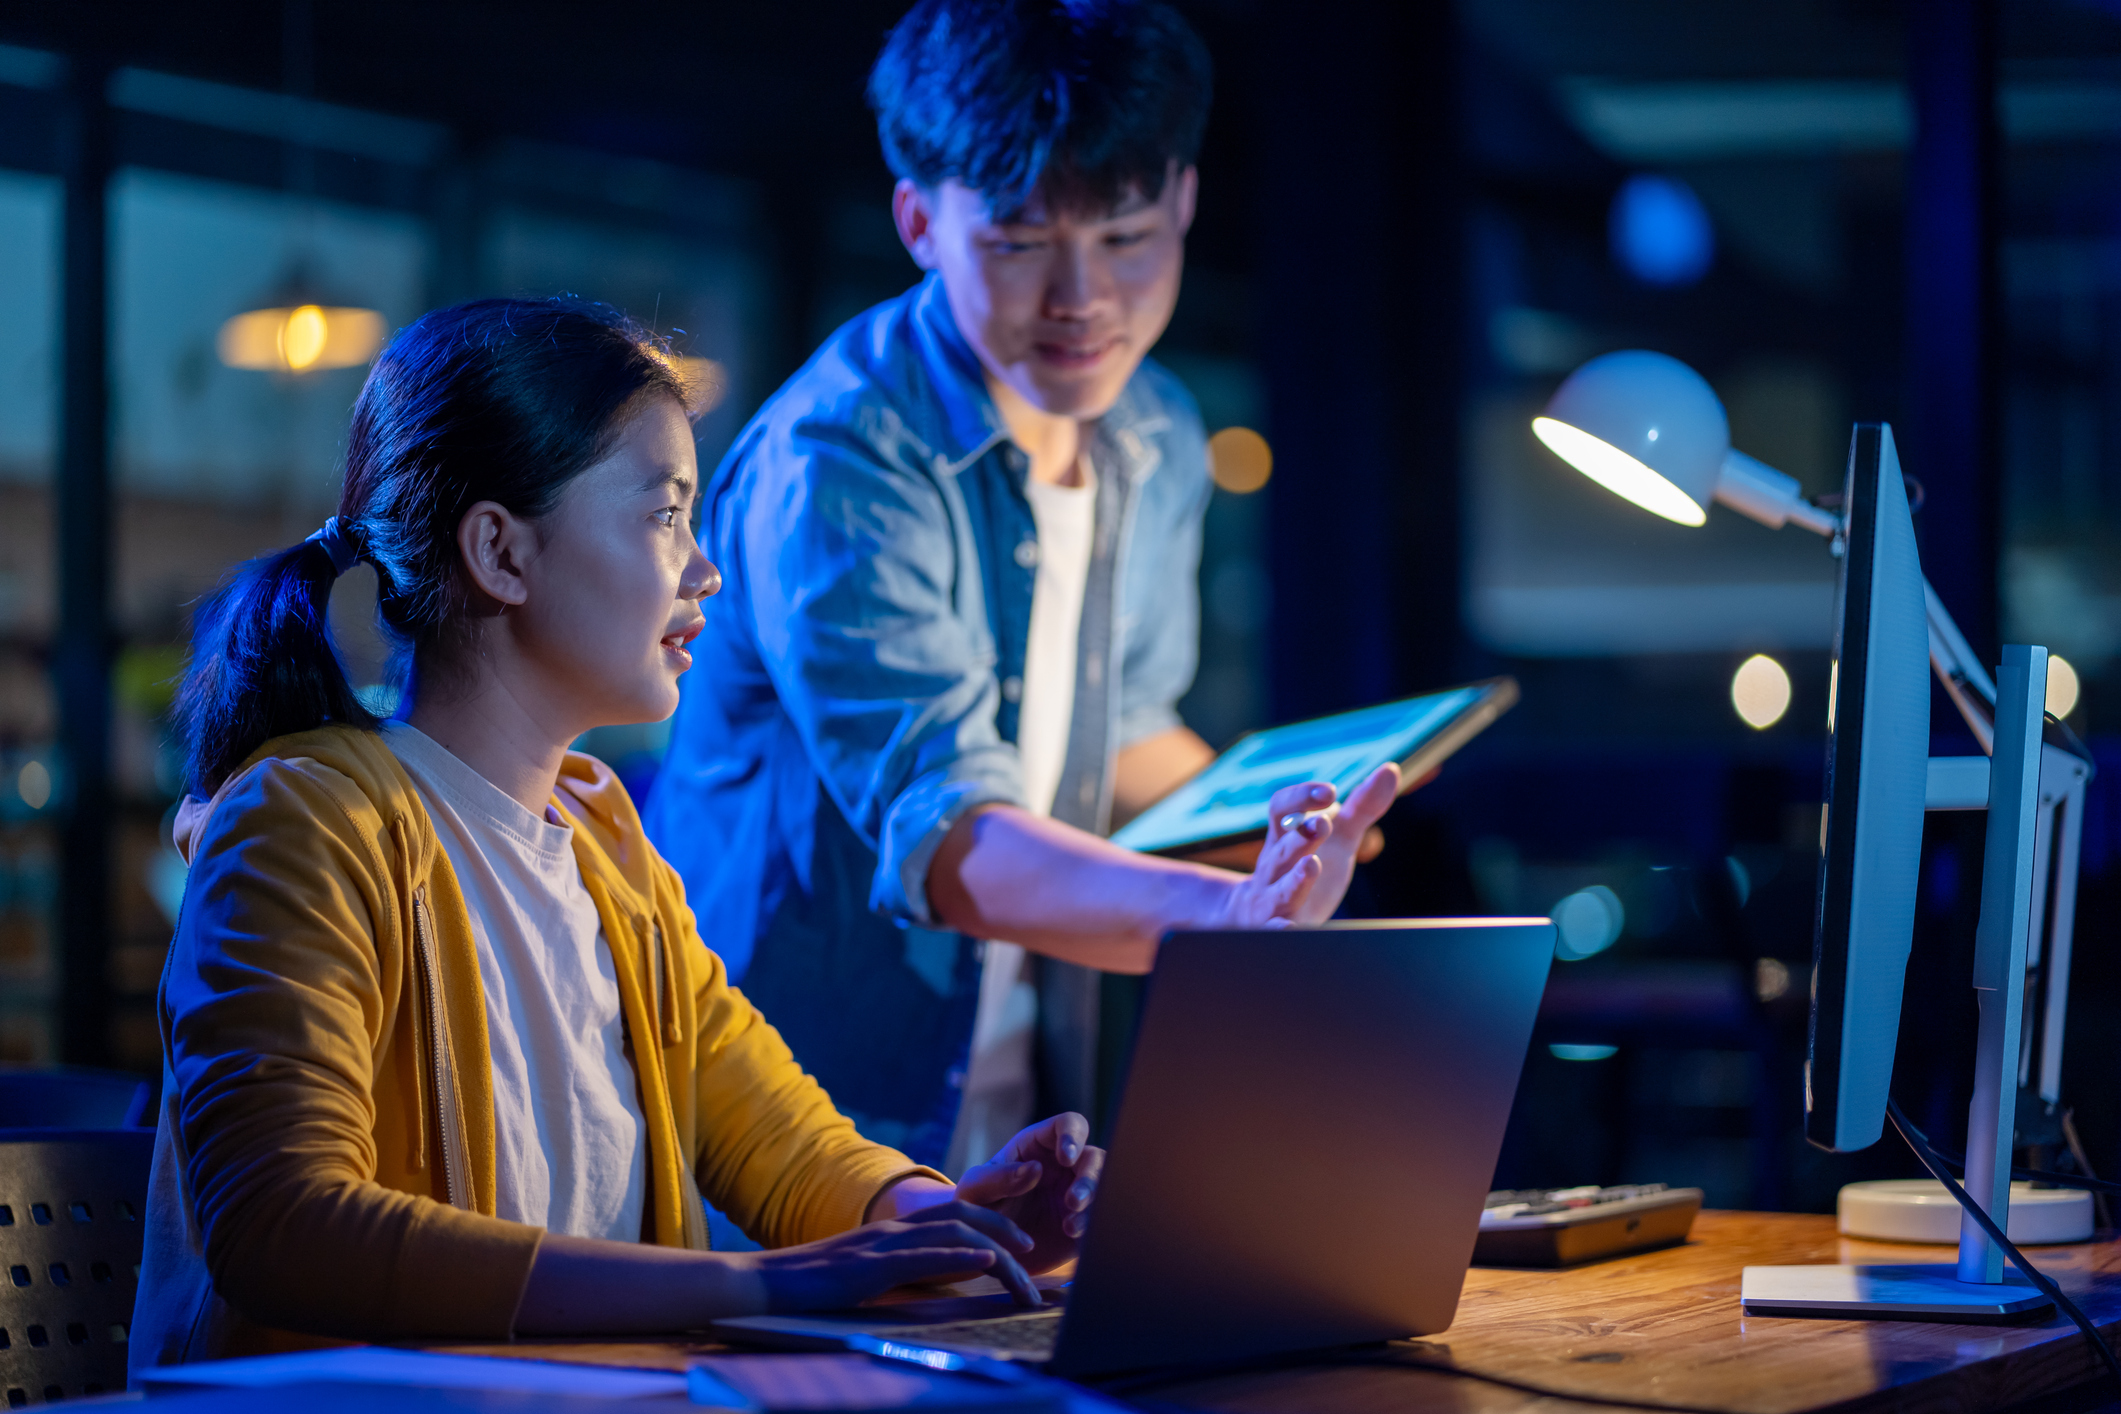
[
  {"xmin": 1549, "ymin": 1044, "xmax": 1620, "ymax": 1062},
  {"xmin": 1550, "ymin": 885, "xmax": 1624, "ymax": 961},
  {"xmin": 873, "ymin": 1342, "xmax": 963, "ymax": 1371},
  {"xmin": 1610, "ymin": 174, "xmax": 1714, "ymax": 287}
]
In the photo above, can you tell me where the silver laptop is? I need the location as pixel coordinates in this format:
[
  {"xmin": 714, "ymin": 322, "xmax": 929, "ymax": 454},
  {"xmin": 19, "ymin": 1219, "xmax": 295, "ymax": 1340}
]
[{"xmin": 714, "ymin": 918, "xmax": 1556, "ymax": 1379}]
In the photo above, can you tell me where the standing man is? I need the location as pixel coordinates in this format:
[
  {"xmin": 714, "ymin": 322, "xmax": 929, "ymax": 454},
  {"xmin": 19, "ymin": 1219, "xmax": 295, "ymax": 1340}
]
[{"xmin": 646, "ymin": 0, "xmax": 1397, "ymax": 1169}]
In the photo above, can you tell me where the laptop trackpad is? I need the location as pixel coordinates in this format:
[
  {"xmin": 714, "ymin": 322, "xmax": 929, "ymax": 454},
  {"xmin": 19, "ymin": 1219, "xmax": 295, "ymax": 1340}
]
[
  {"xmin": 713, "ymin": 1284, "xmax": 1066, "ymax": 1349},
  {"xmin": 859, "ymin": 1287, "xmax": 1066, "ymax": 1324}
]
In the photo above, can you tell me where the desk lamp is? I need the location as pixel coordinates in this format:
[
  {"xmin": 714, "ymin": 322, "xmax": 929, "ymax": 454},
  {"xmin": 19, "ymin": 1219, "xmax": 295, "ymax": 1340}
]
[{"xmin": 1532, "ymin": 352, "xmax": 2095, "ymax": 1249}]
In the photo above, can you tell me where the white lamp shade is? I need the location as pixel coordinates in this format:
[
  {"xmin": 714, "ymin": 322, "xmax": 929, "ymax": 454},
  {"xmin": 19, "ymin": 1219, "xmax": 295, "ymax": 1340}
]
[{"xmin": 1533, "ymin": 350, "xmax": 1730, "ymax": 527}]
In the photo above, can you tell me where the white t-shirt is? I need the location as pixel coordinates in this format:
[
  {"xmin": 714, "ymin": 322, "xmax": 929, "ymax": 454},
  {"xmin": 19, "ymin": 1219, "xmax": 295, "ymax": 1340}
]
[
  {"xmin": 383, "ymin": 722, "xmax": 649, "ymax": 1240},
  {"xmin": 1015, "ymin": 462, "xmax": 1097, "ymax": 817},
  {"xmin": 945, "ymin": 456, "xmax": 1097, "ymax": 1176}
]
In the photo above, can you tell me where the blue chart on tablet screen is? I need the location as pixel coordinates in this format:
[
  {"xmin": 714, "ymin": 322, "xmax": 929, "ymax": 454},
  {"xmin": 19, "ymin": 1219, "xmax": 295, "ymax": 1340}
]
[{"xmin": 1111, "ymin": 687, "xmax": 1484, "ymax": 853}]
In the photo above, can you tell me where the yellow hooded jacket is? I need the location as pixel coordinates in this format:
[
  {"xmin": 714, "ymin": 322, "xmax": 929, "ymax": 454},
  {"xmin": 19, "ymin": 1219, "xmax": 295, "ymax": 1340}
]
[{"xmin": 132, "ymin": 725, "xmax": 943, "ymax": 1369}]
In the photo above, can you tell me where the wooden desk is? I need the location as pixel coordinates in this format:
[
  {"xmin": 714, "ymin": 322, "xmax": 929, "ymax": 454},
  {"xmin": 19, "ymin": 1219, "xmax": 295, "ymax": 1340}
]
[{"xmin": 433, "ymin": 1212, "xmax": 2121, "ymax": 1414}]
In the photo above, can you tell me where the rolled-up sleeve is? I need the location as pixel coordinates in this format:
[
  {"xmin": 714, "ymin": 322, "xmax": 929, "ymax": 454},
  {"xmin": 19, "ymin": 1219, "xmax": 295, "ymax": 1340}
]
[{"xmin": 728, "ymin": 421, "xmax": 1025, "ymax": 925}]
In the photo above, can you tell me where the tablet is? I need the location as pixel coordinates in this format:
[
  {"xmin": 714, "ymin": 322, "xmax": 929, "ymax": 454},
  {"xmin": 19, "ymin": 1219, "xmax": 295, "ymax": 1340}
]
[{"xmin": 1108, "ymin": 677, "xmax": 1518, "ymax": 857}]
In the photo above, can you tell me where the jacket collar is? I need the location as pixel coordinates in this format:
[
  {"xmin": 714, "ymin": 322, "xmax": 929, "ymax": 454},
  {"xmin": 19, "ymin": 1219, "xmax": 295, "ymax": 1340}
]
[{"xmin": 179, "ymin": 724, "xmax": 661, "ymax": 929}]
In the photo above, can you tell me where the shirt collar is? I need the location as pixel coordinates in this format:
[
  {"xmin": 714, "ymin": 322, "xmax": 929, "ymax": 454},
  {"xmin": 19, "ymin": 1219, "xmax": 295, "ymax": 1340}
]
[{"xmin": 909, "ymin": 274, "xmax": 1011, "ymax": 475}]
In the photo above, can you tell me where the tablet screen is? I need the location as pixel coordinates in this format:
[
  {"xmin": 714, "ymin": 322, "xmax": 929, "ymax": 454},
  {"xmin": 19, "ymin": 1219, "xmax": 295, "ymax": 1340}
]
[{"xmin": 1109, "ymin": 686, "xmax": 1489, "ymax": 855}]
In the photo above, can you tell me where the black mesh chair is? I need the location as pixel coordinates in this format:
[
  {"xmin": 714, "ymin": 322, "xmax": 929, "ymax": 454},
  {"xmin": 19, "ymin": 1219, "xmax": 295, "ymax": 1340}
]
[
  {"xmin": 0, "ymin": 1069, "xmax": 154, "ymax": 1131},
  {"xmin": 0, "ymin": 1129, "xmax": 154, "ymax": 1405}
]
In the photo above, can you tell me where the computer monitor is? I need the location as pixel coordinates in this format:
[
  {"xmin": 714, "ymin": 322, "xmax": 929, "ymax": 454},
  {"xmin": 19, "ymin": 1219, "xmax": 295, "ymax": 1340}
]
[
  {"xmin": 1745, "ymin": 424, "xmax": 2053, "ymax": 1318},
  {"xmin": 1805, "ymin": 424, "xmax": 1931, "ymax": 1154}
]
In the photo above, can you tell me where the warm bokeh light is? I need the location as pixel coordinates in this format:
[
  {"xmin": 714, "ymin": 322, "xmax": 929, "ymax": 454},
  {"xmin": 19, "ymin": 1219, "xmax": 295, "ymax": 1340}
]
[
  {"xmin": 1531, "ymin": 415, "xmax": 1708, "ymax": 526},
  {"xmin": 2047, "ymin": 653, "xmax": 2081, "ymax": 719},
  {"xmin": 282, "ymin": 304, "xmax": 327, "ymax": 369},
  {"xmin": 1207, "ymin": 426, "xmax": 1272, "ymax": 494},
  {"xmin": 219, "ymin": 304, "xmax": 386, "ymax": 373},
  {"xmin": 676, "ymin": 357, "xmax": 729, "ymax": 415},
  {"xmin": 1732, "ymin": 653, "xmax": 1792, "ymax": 729},
  {"xmin": 17, "ymin": 759, "xmax": 52, "ymax": 811}
]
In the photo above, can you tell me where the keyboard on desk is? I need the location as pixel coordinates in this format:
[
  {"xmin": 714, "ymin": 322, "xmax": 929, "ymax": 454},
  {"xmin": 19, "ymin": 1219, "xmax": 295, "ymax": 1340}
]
[
  {"xmin": 865, "ymin": 1309, "xmax": 1064, "ymax": 1362},
  {"xmin": 1473, "ymin": 1183, "xmax": 1702, "ymax": 1267},
  {"xmin": 1482, "ymin": 1183, "xmax": 1684, "ymax": 1220}
]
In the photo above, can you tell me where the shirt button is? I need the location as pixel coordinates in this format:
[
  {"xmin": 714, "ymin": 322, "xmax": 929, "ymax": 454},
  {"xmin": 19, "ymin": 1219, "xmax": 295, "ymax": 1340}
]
[
  {"xmin": 1085, "ymin": 656, "xmax": 1103, "ymax": 687},
  {"xmin": 1001, "ymin": 676, "xmax": 1024, "ymax": 702},
  {"xmin": 1014, "ymin": 540, "xmax": 1040, "ymax": 568},
  {"xmin": 1079, "ymin": 779, "xmax": 1097, "ymax": 807}
]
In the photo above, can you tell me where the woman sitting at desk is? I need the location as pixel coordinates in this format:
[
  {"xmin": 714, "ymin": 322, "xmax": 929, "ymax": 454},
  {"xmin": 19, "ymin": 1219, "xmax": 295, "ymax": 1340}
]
[{"xmin": 133, "ymin": 298, "xmax": 1360, "ymax": 1367}]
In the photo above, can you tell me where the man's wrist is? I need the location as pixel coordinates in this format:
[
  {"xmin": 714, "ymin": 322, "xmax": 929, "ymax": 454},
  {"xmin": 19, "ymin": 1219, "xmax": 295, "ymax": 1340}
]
[{"xmin": 1154, "ymin": 860, "xmax": 1238, "ymax": 938}]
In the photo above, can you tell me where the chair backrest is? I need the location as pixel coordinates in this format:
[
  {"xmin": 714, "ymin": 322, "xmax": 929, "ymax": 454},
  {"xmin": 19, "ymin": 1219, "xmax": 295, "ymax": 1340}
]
[
  {"xmin": 0, "ymin": 1129, "xmax": 154, "ymax": 1405},
  {"xmin": 0, "ymin": 1070, "xmax": 154, "ymax": 1131}
]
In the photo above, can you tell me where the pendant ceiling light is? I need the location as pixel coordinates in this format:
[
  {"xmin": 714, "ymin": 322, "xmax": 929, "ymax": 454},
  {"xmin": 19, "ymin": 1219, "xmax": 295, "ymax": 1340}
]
[
  {"xmin": 219, "ymin": 0, "xmax": 386, "ymax": 376},
  {"xmin": 218, "ymin": 298, "xmax": 385, "ymax": 373}
]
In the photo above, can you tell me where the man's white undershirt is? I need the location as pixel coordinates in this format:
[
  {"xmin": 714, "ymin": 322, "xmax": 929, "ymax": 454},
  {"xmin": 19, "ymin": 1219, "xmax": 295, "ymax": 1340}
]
[
  {"xmin": 1016, "ymin": 463, "xmax": 1097, "ymax": 818},
  {"xmin": 944, "ymin": 455, "xmax": 1097, "ymax": 1176}
]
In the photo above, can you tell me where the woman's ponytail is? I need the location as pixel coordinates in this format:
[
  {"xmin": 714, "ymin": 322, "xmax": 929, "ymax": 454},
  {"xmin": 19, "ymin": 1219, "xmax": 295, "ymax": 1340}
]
[{"xmin": 175, "ymin": 531, "xmax": 375, "ymax": 795}]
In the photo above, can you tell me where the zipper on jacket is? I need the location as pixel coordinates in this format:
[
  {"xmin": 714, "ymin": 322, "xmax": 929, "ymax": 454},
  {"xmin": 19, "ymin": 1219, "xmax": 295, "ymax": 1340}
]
[
  {"xmin": 412, "ymin": 887, "xmax": 472, "ymax": 1210},
  {"xmin": 650, "ymin": 920, "xmax": 684, "ymax": 1047}
]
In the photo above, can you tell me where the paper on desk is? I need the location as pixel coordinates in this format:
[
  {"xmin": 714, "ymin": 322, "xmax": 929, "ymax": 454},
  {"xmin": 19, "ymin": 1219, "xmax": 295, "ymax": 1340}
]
[
  {"xmin": 689, "ymin": 1354, "xmax": 1066, "ymax": 1411},
  {"xmin": 138, "ymin": 1346, "xmax": 689, "ymax": 1398}
]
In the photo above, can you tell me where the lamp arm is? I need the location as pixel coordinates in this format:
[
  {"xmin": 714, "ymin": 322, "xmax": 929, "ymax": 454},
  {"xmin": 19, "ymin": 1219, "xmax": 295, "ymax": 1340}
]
[
  {"xmin": 1924, "ymin": 578, "xmax": 1999, "ymax": 752},
  {"xmin": 1706, "ymin": 450, "xmax": 2002, "ymax": 748},
  {"xmin": 1713, "ymin": 450, "xmax": 1842, "ymax": 536},
  {"xmin": 1922, "ymin": 585, "xmax": 2096, "ymax": 769}
]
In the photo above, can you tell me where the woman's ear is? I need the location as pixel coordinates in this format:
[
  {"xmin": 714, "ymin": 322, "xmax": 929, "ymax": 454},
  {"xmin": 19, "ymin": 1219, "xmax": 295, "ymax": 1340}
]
[{"xmin": 456, "ymin": 500, "xmax": 536, "ymax": 608}]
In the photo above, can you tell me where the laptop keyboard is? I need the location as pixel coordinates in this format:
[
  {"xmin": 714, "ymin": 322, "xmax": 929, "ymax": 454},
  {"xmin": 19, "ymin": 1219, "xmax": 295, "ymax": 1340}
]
[{"xmin": 867, "ymin": 1310, "xmax": 1064, "ymax": 1360}]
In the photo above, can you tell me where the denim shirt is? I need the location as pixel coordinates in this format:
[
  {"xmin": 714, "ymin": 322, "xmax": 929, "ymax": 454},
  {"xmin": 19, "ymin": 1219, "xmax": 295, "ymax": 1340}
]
[{"xmin": 645, "ymin": 274, "xmax": 1209, "ymax": 1165}]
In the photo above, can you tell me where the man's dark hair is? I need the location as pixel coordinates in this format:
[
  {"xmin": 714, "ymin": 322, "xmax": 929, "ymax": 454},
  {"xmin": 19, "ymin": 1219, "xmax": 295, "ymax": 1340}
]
[{"xmin": 868, "ymin": 0, "xmax": 1212, "ymax": 220}]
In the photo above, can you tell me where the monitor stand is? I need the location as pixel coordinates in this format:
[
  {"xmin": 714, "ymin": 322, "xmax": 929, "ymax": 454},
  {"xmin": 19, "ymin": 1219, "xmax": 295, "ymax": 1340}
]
[{"xmin": 1741, "ymin": 646, "xmax": 2055, "ymax": 1322}]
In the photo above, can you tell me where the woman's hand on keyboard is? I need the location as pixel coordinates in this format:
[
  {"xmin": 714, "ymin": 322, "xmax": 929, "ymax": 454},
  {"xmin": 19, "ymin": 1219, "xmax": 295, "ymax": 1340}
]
[
  {"xmin": 953, "ymin": 1111, "xmax": 1105, "ymax": 1276},
  {"xmin": 749, "ymin": 1200, "xmax": 1041, "ymax": 1311}
]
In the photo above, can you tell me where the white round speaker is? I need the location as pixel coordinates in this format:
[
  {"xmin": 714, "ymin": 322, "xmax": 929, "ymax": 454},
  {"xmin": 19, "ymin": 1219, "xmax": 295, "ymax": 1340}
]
[{"xmin": 1838, "ymin": 1180, "xmax": 2094, "ymax": 1245}]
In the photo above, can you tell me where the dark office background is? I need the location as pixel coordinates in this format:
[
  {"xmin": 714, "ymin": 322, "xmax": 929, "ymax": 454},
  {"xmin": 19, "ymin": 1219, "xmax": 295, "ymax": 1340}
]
[{"xmin": 2, "ymin": 0, "xmax": 2119, "ymax": 1213}]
